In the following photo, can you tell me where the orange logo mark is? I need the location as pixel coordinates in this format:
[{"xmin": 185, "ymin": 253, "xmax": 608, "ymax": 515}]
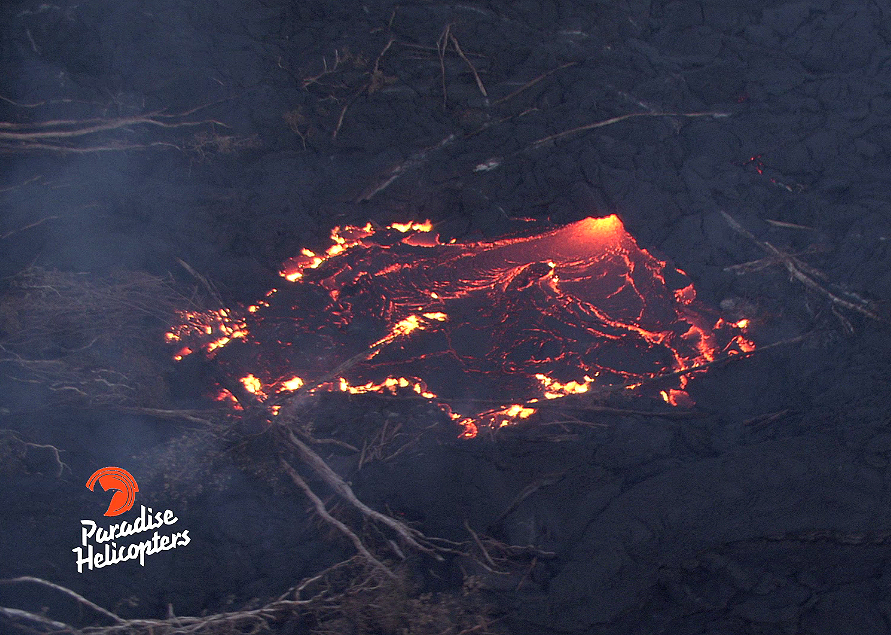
[{"xmin": 86, "ymin": 467, "xmax": 139, "ymax": 517}]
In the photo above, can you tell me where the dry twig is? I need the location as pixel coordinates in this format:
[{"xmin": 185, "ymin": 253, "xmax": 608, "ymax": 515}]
[
  {"xmin": 531, "ymin": 109, "xmax": 730, "ymax": 149},
  {"xmin": 437, "ymin": 24, "xmax": 487, "ymax": 108},
  {"xmin": 449, "ymin": 32, "xmax": 487, "ymax": 99},
  {"xmin": 492, "ymin": 61, "xmax": 576, "ymax": 106}
]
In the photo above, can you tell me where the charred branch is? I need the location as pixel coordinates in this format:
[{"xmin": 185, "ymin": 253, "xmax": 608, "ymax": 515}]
[{"xmin": 721, "ymin": 210, "xmax": 884, "ymax": 324}]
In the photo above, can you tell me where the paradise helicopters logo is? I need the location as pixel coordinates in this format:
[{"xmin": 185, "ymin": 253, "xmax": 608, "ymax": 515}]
[{"xmin": 73, "ymin": 466, "xmax": 190, "ymax": 573}]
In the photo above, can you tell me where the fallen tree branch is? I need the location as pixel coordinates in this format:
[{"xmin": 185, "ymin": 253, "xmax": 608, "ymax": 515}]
[
  {"xmin": 0, "ymin": 606, "xmax": 71, "ymax": 631},
  {"xmin": 464, "ymin": 520, "xmax": 503, "ymax": 573},
  {"xmin": 491, "ymin": 61, "xmax": 576, "ymax": 106},
  {"xmin": 0, "ymin": 112, "xmax": 223, "ymax": 140},
  {"xmin": 115, "ymin": 407, "xmax": 216, "ymax": 426},
  {"xmin": 0, "ymin": 576, "xmax": 125, "ymax": 625},
  {"xmin": 281, "ymin": 427, "xmax": 439, "ymax": 558},
  {"xmin": 449, "ymin": 32, "xmax": 487, "ymax": 99},
  {"xmin": 280, "ymin": 458, "xmax": 396, "ymax": 579},
  {"xmin": 531, "ymin": 109, "xmax": 731, "ymax": 149},
  {"xmin": 0, "ymin": 102, "xmax": 231, "ymax": 154},
  {"xmin": 474, "ymin": 109, "xmax": 732, "ymax": 173},
  {"xmin": 721, "ymin": 210, "xmax": 883, "ymax": 322}
]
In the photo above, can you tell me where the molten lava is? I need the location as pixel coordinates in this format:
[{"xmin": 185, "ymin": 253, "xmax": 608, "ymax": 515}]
[{"xmin": 167, "ymin": 216, "xmax": 752, "ymax": 437}]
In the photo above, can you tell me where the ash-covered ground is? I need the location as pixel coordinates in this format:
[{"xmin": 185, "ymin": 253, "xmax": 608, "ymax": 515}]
[{"xmin": 1, "ymin": 1, "xmax": 890, "ymax": 634}]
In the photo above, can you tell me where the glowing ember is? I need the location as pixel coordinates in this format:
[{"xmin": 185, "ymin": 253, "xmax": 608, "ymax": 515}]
[
  {"xmin": 168, "ymin": 216, "xmax": 753, "ymax": 437},
  {"xmin": 282, "ymin": 376, "xmax": 304, "ymax": 391},
  {"xmin": 240, "ymin": 374, "xmax": 264, "ymax": 396}
]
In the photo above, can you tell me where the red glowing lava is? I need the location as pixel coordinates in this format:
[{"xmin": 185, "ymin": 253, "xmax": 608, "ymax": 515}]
[{"xmin": 166, "ymin": 216, "xmax": 752, "ymax": 437}]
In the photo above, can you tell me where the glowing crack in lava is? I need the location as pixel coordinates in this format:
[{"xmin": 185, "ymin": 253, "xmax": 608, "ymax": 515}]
[{"xmin": 167, "ymin": 216, "xmax": 753, "ymax": 438}]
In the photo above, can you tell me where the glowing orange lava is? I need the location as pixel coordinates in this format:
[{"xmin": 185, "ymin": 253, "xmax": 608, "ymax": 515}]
[{"xmin": 167, "ymin": 216, "xmax": 753, "ymax": 437}]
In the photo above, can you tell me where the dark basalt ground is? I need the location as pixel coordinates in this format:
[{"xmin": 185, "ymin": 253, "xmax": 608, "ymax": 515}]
[{"xmin": 1, "ymin": 1, "xmax": 891, "ymax": 634}]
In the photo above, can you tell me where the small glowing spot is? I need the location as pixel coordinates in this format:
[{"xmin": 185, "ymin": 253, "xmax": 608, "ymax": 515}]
[
  {"xmin": 241, "ymin": 374, "xmax": 262, "ymax": 394},
  {"xmin": 390, "ymin": 220, "xmax": 433, "ymax": 233},
  {"xmin": 664, "ymin": 389, "xmax": 693, "ymax": 407},
  {"xmin": 388, "ymin": 315, "xmax": 420, "ymax": 338},
  {"xmin": 282, "ymin": 376, "xmax": 304, "ymax": 391},
  {"xmin": 505, "ymin": 404, "xmax": 536, "ymax": 418},
  {"xmin": 206, "ymin": 337, "xmax": 231, "ymax": 352},
  {"xmin": 459, "ymin": 419, "xmax": 478, "ymax": 439},
  {"xmin": 214, "ymin": 389, "xmax": 237, "ymax": 403}
]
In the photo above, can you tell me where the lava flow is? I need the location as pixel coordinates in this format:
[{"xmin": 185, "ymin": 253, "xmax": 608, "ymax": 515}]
[{"xmin": 166, "ymin": 216, "xmax": 753, "ymax": 437}]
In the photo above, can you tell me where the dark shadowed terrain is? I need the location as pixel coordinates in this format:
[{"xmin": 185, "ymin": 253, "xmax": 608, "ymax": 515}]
[{"xmin": 1, "ymin": 1, "xmax": 890, "ymax": 633}]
